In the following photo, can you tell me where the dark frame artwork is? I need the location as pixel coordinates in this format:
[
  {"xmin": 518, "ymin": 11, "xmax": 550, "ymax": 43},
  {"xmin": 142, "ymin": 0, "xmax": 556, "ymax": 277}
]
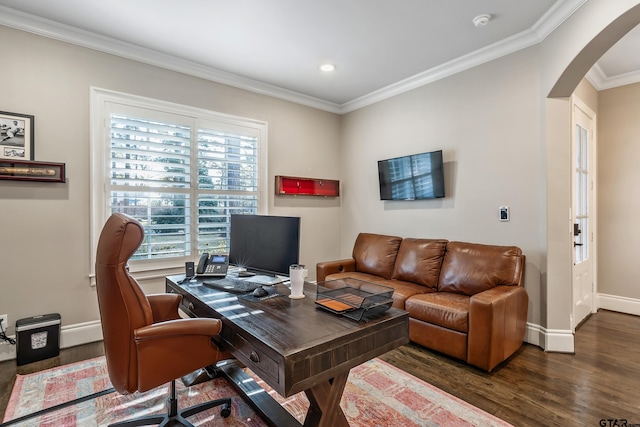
[
  {"xmin": 0, "ymin": 111, "xmax": 34, "ymax": 160},
  {"xmin": 0, "ymin": 159, "xmax": 65, "ymax": 183}
]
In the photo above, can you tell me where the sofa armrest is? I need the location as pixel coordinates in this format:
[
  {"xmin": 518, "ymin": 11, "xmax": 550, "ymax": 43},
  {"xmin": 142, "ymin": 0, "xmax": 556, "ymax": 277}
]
[
  {"xmin": 316, "ymin": 258, "xmax": 356, "ymax": 282},
  {"xmin": 467, "ymin": 285, "xmax": 528, "ymax": 372}
]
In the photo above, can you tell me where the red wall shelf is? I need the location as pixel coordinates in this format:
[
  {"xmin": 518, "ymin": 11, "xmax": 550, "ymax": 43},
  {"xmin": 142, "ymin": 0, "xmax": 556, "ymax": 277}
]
[{"xmin": 275, "ymin": 175, "xmax": 340, "ymax": 197}]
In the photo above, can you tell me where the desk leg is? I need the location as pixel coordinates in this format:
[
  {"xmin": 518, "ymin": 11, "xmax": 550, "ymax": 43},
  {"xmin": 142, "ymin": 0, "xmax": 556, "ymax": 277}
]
[
  {"xmin": 303, "ymin": 371, "xmax": 350, "ymax": 427},
  {"xmin": 218, "ymin": 360, "xmax": 301, "ymax": 427}
]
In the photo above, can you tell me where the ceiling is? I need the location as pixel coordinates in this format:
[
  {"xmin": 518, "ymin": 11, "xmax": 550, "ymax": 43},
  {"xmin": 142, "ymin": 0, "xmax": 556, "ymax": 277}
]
[{"xmin": 0, "ymin": 0, "xmax": 638, "ymax": 113}]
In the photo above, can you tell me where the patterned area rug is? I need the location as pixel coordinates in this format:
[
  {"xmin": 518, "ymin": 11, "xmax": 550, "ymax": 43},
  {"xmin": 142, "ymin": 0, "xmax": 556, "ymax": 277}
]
[{"xmin": 3, "ymin": 356, "xmax": 512, "ymax": 427}]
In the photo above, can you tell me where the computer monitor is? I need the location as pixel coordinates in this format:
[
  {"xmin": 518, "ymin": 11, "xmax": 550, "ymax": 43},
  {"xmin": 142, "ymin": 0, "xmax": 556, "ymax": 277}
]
[{"xmin": 229, "ymin": 214, "xmax": 300, "ymax": 276}]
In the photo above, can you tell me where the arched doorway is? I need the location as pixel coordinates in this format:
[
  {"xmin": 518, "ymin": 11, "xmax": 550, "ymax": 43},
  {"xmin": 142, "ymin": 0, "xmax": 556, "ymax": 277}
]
[{"xmin": 543, "ymin": 2, "xmax": 640, "ymax": 352}]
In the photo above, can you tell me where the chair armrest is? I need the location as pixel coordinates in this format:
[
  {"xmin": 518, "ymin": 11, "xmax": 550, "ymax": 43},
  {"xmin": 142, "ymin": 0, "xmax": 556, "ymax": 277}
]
[
  {"xmin": 316, "ymin": 258, "xmax": 356, "ymax": 282},
  {"xmin": 135, "ymin": 318, "xmax": 222, "ymax": 340},
  {"xmin": 467, "ymin": 285, "xmax": 528, "ymax": 372},
  {"xmin": 134, "ymin": 318, "xmax": 230, "ymax": 392},
  {"xmin": 147, "ymin": 293, "xmax": 182, "ymax": 322}
]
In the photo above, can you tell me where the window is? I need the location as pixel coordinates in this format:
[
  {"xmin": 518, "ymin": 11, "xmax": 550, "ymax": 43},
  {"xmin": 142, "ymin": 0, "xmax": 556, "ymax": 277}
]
[
  {"xmin": 574, "ymin": 123, "xmax": 589, "ymax": 263},
  {"xmin": 90, "ymin": 88, "xmax": 267, "ymax": 278}
]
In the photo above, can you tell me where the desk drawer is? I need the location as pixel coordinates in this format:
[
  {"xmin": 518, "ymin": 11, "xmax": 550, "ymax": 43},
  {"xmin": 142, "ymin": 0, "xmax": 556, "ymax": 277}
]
[
  {"xmin": 167, "ymin": 285, "xmax": 215, "ymax": 319},
  {"xmin": 227, "ymin": 329, "xmax": 280, "ymax": 385}
]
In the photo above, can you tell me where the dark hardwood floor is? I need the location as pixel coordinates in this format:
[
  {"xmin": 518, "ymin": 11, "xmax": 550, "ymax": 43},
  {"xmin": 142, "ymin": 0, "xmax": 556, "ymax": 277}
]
[
  {"xmin": 1, "ymin": 310, "xmax": 638, "ymax": 426},
  {"xmin": 380, "ymin": 309, "xmax": 640, "ymax": 427}
]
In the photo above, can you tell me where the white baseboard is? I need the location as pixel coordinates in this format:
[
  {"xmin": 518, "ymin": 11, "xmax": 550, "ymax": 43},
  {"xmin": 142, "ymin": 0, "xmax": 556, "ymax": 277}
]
[
  {"xmin": 0, "ymin": 320, "xmax": 103, "ymax": 363},
  {"xmin": 0, "ymin": 339, "xmax": 15, "ymax": 362},
  {"xmin": 524, "ymin": 322, "xmax": 574, "ymax": 353},
  {"xmin": 522, "ymin": 293, "xmax": 640, "ymax": 354},
  {"xmin": 524, "ymin": 322, "xmax": 545, "ymax": 348},
  {"xmin": 598, "ymin": 293, "xmax": 640, "ymax": 316},
  {"xmin": 5, "ymin": 299, "xmax": 636, "ymax": 363},
  {"xmin": 1, "ymin": 317, "xmax": 575, "ymax": 361},
  {"xmin": 542, "ymin": 328, "xmax": 575, "ymax": 353}
]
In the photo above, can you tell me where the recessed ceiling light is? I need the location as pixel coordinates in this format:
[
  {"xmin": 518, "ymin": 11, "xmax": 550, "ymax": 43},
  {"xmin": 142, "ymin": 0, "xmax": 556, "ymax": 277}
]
[{"xmin": 319, "ymin": 64, "xmax": 336, "ymax": 72}]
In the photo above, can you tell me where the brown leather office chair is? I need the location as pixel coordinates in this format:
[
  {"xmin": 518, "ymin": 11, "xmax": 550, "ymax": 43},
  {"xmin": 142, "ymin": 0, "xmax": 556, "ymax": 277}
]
[{"xmin": 95, "ymin": 213, "xmax": 232, "ymax": 426}]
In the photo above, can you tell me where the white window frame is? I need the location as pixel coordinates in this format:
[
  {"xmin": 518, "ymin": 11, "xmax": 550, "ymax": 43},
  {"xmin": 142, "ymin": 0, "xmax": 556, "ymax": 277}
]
[{"xmin": 89, "ymin": 87, "xmax": 268, "ymax": 284}]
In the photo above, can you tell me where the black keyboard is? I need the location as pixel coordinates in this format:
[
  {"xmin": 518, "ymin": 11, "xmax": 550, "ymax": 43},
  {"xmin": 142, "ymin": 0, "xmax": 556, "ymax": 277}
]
[{"xmin": 202, "ymin": 277, "xmax": 263, "ymax": 294}]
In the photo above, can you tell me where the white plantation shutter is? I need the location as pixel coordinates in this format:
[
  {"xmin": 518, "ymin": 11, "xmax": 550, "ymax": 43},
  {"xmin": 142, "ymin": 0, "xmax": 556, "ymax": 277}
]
[
  {"xmin": 109, "ymin": 114, "xmax": 194, "ymax": 259},
  {"xmin": 197, "ymin": 126, "xmax": 259, "ymax": 253},
  {"xmin": 91, "ymin": 89, "xmax": 266, "ymax": 274}
]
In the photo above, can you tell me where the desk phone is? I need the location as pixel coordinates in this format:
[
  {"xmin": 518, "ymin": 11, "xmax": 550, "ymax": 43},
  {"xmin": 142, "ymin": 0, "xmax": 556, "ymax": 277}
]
[{"xmin": 196, "ymin": 253, "xmax": 229, "ymax": 277}]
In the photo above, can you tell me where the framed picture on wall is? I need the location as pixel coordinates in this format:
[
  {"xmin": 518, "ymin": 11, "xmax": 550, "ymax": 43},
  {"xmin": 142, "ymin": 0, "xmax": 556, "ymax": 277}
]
[
  {"xmin": 0, "ymin": 159, "xmax": 65, "ymax": 182},
  {"xmin": 0, "ymin": 111, "xmax": 34, "ymax": 160}
]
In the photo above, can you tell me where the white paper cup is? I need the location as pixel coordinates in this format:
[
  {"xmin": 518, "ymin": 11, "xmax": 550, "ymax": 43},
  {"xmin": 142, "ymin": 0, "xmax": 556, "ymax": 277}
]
[{"xmin": 289, "ymin": 264, "xmax": 308, "ymax": 299}]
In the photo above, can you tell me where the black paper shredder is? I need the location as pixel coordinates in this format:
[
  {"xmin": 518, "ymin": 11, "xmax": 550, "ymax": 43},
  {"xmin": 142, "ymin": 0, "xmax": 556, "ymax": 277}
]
[{"xmin": 16, "ymin": 313, "xmax": 61, "ymax": 366}]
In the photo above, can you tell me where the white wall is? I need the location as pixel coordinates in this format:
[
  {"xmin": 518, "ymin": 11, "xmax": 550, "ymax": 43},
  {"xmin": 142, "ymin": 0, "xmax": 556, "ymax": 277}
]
[
  {"xmin": 598, "ymin": 82, "xmax": 640, "ymax": 305},
  {"xmin": 0, "ymin": 25, "xmax": 341, "ymax": 346},
  {"xmin": 340, "ymin": 47, "xmax": 546, "ymax": 328},
  {"xmin": 2, "ymin": 0, "xmax": 640, "ymax": 358},
  {"xmin": 339, "ymin": 0, "xmax": 640, "ymax": 351}
]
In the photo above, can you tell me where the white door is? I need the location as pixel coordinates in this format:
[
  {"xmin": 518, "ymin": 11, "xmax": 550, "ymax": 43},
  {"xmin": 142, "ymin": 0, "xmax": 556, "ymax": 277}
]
[{"xmin": 571, "ymin": 98, "xmax": 596, "ymax": 331}]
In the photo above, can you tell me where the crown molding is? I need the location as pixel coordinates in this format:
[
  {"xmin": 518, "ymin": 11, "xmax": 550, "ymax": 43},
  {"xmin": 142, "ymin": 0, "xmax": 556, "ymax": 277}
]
[
  {"xmin": 341, "ymin": 0, "xmax": 587, "ymax": 113},
  {"xmin": 340, "ymin": 29, "xmax": 541, "ymax": 113},
  {"xmin": 531, "ymin": 0, "xmax": 587, "ymax": 40},
  {"xmin": 599, "ymin": 70, "xmax": 640, "ymax": 90},
  {"xmin": 0, "ymin": 1, "xmax": 586, "ymax": 115},
  {"xmin": 0, "ymin": 6, "xmax": 343, "ymax": 114},
  {"xmin": 585, "ymin": 63, "xmax": 607, "ymax": 90},
  {"xmin": 586, "ymin": 62, "xmax": 640, "ymax": 91}
]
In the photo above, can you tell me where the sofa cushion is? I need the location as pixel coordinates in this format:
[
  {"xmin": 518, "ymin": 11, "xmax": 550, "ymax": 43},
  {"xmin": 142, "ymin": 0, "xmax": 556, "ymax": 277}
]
[
  {"xmin": 324, "ymin": 271, "xmax": 389, "ymax": 286},
  {"xmin": 363, "ymin": 279, "xmax": 433, "ymax": 310},
  {"xmin": 438, "ymin": 241, "xmax": 523, "ymax": 296},
  {"xmin": 405, "ymin": 293, "xmax": 470, "ymax": 333},
  {"xmin": 392, "ymin": 238, "xmax": 448, "ymax": 289},
  {"xmin": 352, "ymin": 233, "xmax": 402, "ymax": 280}
]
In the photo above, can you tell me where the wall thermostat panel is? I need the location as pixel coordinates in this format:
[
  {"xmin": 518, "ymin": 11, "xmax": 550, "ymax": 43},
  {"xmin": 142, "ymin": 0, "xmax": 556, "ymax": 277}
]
[{"xmin": 499, "ymin": 206, "xmax": 510, "ymax": 222}]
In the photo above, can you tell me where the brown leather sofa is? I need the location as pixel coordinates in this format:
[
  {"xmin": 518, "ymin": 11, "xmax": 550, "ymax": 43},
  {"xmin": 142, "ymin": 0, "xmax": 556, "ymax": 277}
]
[{"xmin": 316, "ymin": 233, "xmax": 528, "ymax": 372}]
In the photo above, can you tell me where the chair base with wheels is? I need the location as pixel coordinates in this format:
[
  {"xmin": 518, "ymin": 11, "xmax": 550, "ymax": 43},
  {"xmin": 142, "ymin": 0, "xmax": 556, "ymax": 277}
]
[{"xmin": 109, "ymin": 379, "xmax": 231, "ymax": 427}]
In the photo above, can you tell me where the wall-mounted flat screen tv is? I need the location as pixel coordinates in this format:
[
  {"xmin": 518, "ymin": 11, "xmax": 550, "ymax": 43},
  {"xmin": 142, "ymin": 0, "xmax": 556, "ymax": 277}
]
[
  {"xmin": 378, "ymin": 150, "xmax": 445, "ymax": 200},
  {"xmin": 229, "ymin": 214, "xmax": 300, "ymax": 276}
]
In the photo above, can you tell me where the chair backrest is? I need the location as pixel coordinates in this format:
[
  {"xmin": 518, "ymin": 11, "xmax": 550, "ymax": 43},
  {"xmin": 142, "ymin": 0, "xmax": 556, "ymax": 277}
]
[{"xmin": 95, "ymin": 213, "xmax": 153, "ymax": 394}]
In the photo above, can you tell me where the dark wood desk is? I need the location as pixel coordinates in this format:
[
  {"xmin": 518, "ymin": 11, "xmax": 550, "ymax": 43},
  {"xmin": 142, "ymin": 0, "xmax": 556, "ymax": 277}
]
[{"xmin": 166, "ymin": 275, "xmax": 409, "ymax": 427}]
